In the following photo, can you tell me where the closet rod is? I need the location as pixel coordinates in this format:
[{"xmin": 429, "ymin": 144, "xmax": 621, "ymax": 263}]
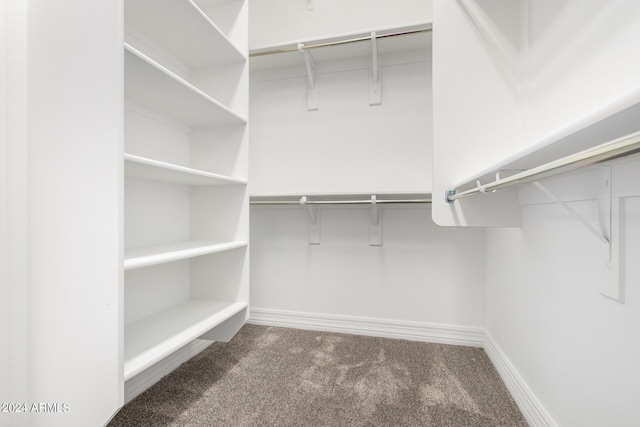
[
  {"xmin": 446, "ymin": 131, "xmax": 640, "ymax": 203},
  {"xmin": 249, "ymin": 25, "xmax": 432, "ymax": 57},
  {"xmin": 251, "ymin": 198, "xmax": 432, "ymax": 206}
]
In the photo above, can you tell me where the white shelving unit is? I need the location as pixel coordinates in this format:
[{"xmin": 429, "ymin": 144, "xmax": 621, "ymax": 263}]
[{"xmin": 123, "ymin": 0, "xmax": 249, "ymax": 394}]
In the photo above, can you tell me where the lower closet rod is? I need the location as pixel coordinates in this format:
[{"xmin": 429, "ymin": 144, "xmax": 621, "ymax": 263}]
[
  {"xmin": 250, "ymin": 198, "xmax": 432, "ymax": 206},
  {"xmin": 446, "ymin": 130, "xmax": 640, "ymax": 203}
]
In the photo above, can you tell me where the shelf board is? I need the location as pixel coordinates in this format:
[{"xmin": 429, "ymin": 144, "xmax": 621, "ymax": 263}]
[
  {"xmin": 124, "ymin": 299, "xmax": 247, "ymax": 380},
  {"xmin": 124, "ymin": 44, "xmax": 247, "ymax": 128},
  {"xmin": 124, "ymin": 240, "xmax": 248, "ymax": 270},
  {"xmin": 125, "ymin": 153, "xmax": 246, "ymax": 186},
  {"xmin": 453, "ymin": 92, "xmax": 640, "ymax": 192},
  {"xmin": 125, "ymin": 0, "xmax": 245, "ymax": 70}
]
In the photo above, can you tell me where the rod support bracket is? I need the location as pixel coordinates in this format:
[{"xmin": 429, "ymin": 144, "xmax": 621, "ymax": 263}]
[
  {"xmin": 370, "ymin": 195, "xmax": 382, "ymax": 246},
  {"xmin": 300, "ymin": 196, "xmax": 320, "ymax": 244},
  {"xmin": 298, "ymin": 44, "xmax": 319, "ymax": 111},
  {"xmin": 369, "ymin": 32, "xmax": 382, "ymax": 106},
  {"xmin": 533, "ymin": 169, "xmax": 623, "ymax": 302}
]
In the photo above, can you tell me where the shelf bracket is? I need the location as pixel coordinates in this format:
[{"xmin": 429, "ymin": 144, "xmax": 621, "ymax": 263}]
[
  {"xmin": 532, "ymin": 181, "xmax": 609, "ymax": 246},
  {"xmin": 369, "ymin": 32, "xmax": 382, "ymax": 106},
  {"xmin": 533, "ymin": 168, "xmax": 622, "ymax": 301},
  {"xmin": 299, "ymin": 43, "xmax": 319, "ymax": 111},
  {"xmin": 370, "ymin": 195, "xmax": 383, "ymax": 246},
  {"xmin": 300, "ymin": 196, "xmax": 320, "ymax": 244}
]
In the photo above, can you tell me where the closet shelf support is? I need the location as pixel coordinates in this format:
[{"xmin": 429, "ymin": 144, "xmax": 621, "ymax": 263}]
[
  {"xmin": 532, "ymin": 181, "xmax": 609, "ymax": 246},
  {"xmin": 369, "ymin": 32, "xmax": 382, "ymax": 106},
  {"xmin": 370, "ymin": 195, "xmax": 382, "ymax": 246},
  {"xmin": 300, "ymin": 196, "xmax": 320, "ymax": 244},
  {"xmin": 299, "ymin": 43, "xmax": 319, "ymax": 111},
  {"xmin": 533, "ymin": 168, "xmax": 622, "ymax": 302}
]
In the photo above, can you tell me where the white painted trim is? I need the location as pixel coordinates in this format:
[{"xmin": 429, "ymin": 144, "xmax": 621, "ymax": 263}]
[
  {"xmin": 248, "ymin": 308, "xmax": 484, "ymax": 347},
  {"xmin": 484, "ymin": 331, "xmax": 557, "ymax": 427},
  {"xmin": 124, "ymin": 339, "xmax": 212, "ymax": 403}
]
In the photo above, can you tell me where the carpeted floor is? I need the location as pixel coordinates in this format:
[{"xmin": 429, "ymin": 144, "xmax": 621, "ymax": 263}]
[{"xmin": 109, "ymin": 324, "xmax": 527, "ymax": 426}]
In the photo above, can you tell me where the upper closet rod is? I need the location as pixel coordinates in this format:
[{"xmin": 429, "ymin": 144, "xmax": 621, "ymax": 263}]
[
  {"xmin": 446, "ymin": 131, "xmax": 640, "ymax": 203},
  {"xmin": 251, "ymin": 197, "xmax": 432, "ymax": 206},
  {"xmin": 249, "ymin": 25, "xmax": 432, "ymax": 57}
]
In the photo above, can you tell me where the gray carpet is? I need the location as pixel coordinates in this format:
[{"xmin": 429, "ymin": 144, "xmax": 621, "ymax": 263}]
[{"xmin": 109, "ymin": 324, "xmax": 527, "ymax": 426}]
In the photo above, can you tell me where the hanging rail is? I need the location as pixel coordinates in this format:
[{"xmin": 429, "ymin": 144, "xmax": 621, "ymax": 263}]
[
  {"xmin": 445, "ymin": 131, "xmax": 640, "ymax": 203},
  {"xmin": 249, "ymin": 24, "xmax": 432, "ymax": 57},
  {"xmin": 250, "ymin": 196, "xmax": 432, "ymax": 206}
]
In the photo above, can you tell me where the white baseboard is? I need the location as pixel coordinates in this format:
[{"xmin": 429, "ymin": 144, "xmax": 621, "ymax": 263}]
[
  {"xmin": 124, "ymin": 339, "xmax": 212, "ymax": 404},
  {"xmin": 484, "ymin": 332, "xmax": 557, "ymax": 427},
  {"xmin": 248, "ymin": 308, "xmax": 484, "ymax": 347}
]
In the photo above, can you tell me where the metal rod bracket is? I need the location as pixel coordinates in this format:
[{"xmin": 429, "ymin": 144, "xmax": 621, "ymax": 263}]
[
  {"xmin": 370, "ymin": 195, "xmax": 382, "ymax": 246},
  {"xmin": 299, "ymin": 44, "xmax": 319, "ymax": 111},
  {"xmin": 369, "ymin": 32, "xmax": 382, "ymax": 106},
  {"xmin": 532, "ymin": 181, "xmax": 609, "ymax": 246},
  {"xmin": 532, "ymin": 168, "xmax": 622, "ymax": 301},
  {"xmin": 300, "ymin": 196, "xmax": 320, "ymax": 244}
]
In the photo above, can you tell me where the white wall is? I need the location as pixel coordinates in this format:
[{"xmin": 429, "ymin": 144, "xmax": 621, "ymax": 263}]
[
  {"xmin": 248, "ymin": 0, "xmax": 486, "ymax": 343},
  {"xmin": 1, "ymin": 1, "xmax": 13, "ymax": 424},
  {"xmin": 251, "ymin": 206, "xmax": 486, "ymax": 330},
  {"xmin": 249, "ymin": 0, "xmax": 432, "ymax": 196},
  {"xmin": 250, "ymin": 58, "xmax": 432, "ymax": 196},
  {"xmin": 2, "ymin": 1, "xmax": 29, "ymax": 426},
  {"xmin": 485, "ymin": 163, "xmax": 640, "ymax": 426}
]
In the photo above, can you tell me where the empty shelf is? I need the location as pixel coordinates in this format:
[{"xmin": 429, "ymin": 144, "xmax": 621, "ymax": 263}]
[
  {"xmin": 124, "ymin": 44, "xmax": 246, "ymax": 128},
  {"xmin": 452, "ymin": 95, "xmax": 640, "ymax": 191},
  {"xmin": 125, "ymin": 0, "xmax": 245, "ymax": 69},
  {"xmin": 124, "ymin": 299, "xmax": 247, "ymax": 380},
  {"xmin": 125, "ymin": 153, "xmax": 247, "ymax": 186},
  {"xmin": 124, "ymin": 240, "xmax": 248, "ymax": 270}
]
